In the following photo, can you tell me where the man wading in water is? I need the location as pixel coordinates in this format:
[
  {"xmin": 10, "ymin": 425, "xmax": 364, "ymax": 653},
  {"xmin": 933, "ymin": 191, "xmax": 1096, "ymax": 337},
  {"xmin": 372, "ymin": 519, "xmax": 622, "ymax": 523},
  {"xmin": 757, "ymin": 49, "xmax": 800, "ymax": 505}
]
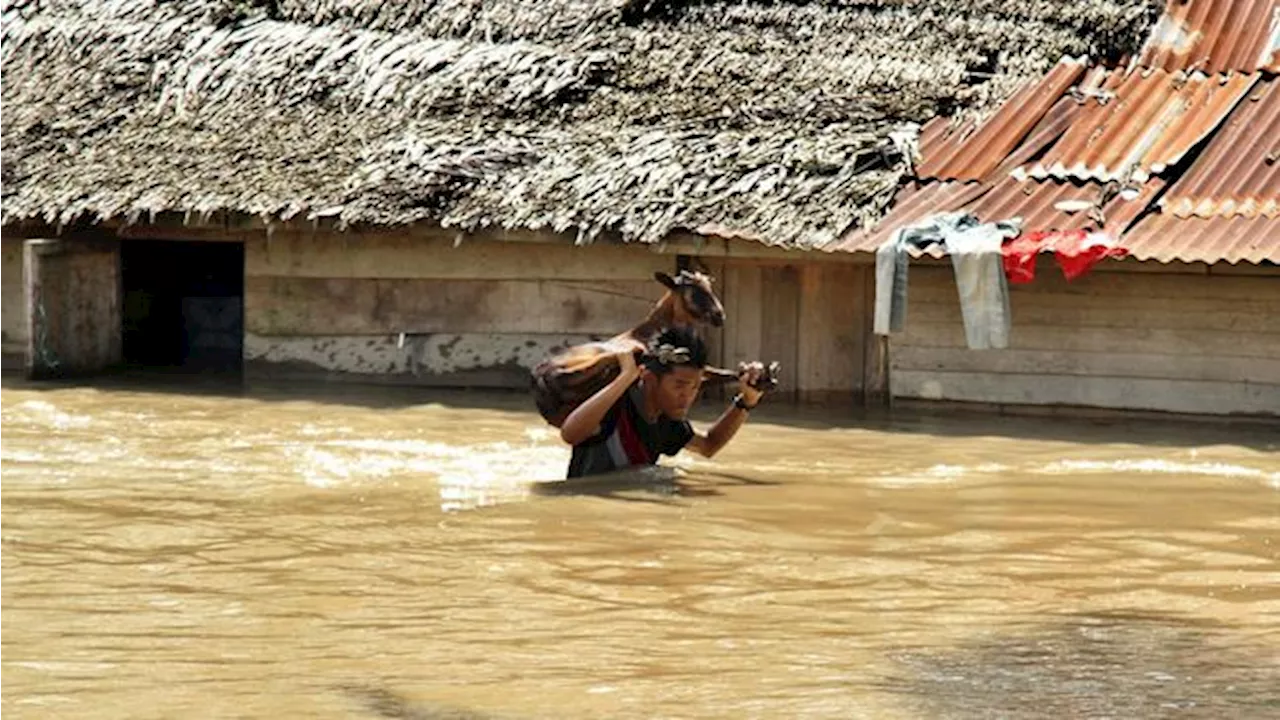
[{"xmin": 559, "ymin": 326, "xmax": 767, "ymax": 479}]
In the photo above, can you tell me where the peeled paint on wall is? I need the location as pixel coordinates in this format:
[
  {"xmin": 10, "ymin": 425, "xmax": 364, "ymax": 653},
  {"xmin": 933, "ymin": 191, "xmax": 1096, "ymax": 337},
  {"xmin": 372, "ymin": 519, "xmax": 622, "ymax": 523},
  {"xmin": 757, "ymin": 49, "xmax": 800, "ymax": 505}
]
[
  {"xmin": 244, "ymin": 332, "xmax": 604, "ymax": 384},
  {"xmin": 238, "ymin": 232, "xmax": 678, "ymax": 389}
]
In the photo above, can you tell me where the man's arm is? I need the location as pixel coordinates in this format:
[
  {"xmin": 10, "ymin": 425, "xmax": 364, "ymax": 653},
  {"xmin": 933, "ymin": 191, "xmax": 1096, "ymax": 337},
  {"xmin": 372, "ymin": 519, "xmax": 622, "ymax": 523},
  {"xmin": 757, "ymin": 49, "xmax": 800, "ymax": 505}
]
[
  {"xmin": 686, "ymin": 362, "xmax": 765, "ymax": 458},
  {"xmin": 559, "ymin": 346, "xmax": 643, "ymax": 446}
]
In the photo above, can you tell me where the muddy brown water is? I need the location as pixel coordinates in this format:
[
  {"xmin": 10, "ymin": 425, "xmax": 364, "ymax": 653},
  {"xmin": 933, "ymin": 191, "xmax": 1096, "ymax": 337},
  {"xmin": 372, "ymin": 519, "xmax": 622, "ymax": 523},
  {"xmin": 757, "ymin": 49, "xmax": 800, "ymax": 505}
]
[{"xmin": 2, "ymin": 377, "xmax": 1278, "ymax": 719}]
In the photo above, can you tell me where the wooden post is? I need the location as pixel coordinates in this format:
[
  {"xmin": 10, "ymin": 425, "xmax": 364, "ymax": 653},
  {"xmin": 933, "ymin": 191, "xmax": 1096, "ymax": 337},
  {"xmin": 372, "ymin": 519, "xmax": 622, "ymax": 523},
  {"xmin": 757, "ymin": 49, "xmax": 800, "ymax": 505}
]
[
  {"xmin": 24, "ymin": 238, "xmax": 122, "ymax": 379},
  {"xmin": 25, "ymin": 240, "xmax": 56, "ymax": 378},
  {"xmin": 862, "ymin": 266, "xmax": 891, "ymax": 409}
]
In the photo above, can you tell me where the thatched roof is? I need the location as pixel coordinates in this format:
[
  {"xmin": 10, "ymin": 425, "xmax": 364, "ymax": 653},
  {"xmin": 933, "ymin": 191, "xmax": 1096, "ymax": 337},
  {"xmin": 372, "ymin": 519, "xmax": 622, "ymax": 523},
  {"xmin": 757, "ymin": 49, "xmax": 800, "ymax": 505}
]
[{"xmin": 2, "ymin": 0, "xmax": 1160, "ymax": 248}]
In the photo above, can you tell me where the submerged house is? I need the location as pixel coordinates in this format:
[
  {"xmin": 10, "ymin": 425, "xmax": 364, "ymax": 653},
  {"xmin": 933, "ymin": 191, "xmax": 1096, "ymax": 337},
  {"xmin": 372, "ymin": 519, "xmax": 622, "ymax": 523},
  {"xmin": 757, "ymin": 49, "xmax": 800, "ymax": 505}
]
[
  {"xmin": 10, "ymin": 0, "xmax": 1271, "ymax": 420},
  {"xmin": 835, "ymin": 0, "xmax": 1280, "ymax": 417},
  {"xmin": 0, "ymin": 0, "xmax": 1160, "ymax": 401}
]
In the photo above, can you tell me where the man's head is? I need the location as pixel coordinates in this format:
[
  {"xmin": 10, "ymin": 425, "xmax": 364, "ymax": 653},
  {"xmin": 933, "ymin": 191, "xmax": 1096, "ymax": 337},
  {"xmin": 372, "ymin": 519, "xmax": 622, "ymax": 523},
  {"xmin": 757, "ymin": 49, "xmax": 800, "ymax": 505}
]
[{"xmin": 641, "ymin": 326, "xmax": 707, "ymax": 420}]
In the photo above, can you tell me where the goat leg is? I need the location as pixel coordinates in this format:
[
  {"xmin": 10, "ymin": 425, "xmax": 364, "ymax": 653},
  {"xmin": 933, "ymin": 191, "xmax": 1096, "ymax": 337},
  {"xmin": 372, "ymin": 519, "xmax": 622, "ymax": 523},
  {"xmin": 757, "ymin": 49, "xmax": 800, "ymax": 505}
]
[
  {"xmin": 700, "ymin": 361, "xmax": 782, "ymax": 391},
  {"xmin": 701, "ymin": 367, "xmax": 739, "ymax": 384}
]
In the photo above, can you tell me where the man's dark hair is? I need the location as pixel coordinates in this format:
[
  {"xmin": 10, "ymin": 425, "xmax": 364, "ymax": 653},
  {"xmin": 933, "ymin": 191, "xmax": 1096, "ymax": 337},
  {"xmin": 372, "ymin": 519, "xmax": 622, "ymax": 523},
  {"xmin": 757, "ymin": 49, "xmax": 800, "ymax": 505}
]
[{"xmin": 643, "ymin": 326, "xmax": 708, "ymax": 375}]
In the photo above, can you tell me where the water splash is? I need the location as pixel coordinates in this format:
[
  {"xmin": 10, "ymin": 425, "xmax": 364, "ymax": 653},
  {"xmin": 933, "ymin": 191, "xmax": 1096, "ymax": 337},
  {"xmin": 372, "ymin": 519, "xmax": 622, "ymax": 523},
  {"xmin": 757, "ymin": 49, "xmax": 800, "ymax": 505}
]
[
  {"xmin": 1037, "ymin": 459, "xmax": 1280, "ymax": 487},
  {"xmin": 5, "ymin": 399, "xmax": 93, "ymax": 429},
  {"xmin": 288, "ymin": 434, "xmax": 569, "ymax": 493}
]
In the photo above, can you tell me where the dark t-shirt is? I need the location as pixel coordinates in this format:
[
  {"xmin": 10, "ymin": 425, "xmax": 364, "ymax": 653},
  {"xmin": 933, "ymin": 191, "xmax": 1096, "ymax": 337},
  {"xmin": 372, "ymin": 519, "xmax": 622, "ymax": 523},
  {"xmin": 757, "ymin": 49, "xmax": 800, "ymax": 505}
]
[{"xmin": 566, "ymin": 383, "xmax": 695, "ymax": 479}]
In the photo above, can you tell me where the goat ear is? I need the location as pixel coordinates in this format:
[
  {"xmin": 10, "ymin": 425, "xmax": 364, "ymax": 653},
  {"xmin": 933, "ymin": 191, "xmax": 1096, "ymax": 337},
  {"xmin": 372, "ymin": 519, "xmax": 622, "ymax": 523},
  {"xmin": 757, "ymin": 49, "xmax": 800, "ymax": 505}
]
[{"xmin": 654, "ymin": 271, "xmax": 678, "ymax": 290}]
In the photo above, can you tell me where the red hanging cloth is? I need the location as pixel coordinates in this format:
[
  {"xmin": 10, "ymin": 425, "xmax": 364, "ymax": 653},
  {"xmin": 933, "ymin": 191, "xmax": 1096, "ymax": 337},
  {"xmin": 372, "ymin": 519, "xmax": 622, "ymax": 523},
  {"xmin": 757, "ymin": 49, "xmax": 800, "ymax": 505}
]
[
  {"xmin": 1055, "ymin": 232, "xmax": 1129, "ymax": 280},
  {"xmin": 1001, "ymin": 230, "xmax": 1127, "ymax": 283}
]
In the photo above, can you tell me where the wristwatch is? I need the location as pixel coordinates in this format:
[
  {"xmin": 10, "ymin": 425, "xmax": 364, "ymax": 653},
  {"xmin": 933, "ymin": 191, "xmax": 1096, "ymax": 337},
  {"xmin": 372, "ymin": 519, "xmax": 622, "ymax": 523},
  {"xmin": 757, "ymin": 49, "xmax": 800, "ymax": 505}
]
[{"xmin": 733, "ymin": 393, "xmax": 757, "ymax": 411}]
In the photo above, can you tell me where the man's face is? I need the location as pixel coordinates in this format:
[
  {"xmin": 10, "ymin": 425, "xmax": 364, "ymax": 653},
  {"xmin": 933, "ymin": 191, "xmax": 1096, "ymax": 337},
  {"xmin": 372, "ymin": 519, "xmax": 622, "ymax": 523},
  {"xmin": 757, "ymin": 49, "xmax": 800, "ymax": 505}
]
[{"xmin": 650, "ymin": 366, "xmax": 704, "ymax": 419}]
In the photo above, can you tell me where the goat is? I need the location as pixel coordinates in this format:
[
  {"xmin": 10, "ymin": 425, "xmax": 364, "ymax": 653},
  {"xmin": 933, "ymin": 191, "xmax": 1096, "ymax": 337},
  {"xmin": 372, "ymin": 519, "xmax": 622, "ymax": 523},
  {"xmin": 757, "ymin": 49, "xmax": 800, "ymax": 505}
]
[{"xmin": 531, "ymin": 270, "xmax": 777, "ymax": 428}]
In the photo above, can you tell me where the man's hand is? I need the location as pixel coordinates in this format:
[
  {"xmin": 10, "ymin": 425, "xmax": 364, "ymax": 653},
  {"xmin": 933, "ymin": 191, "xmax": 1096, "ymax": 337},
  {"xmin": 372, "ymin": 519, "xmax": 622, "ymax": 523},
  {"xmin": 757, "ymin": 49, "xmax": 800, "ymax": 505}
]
[
  {"xmin": 737, "ymin": 361, "xmax": 766, "ymax": 407},
  {"xmin": 613, "ymin": 338, "xmax": 647, "ymax": 379},
  {"xmin": 687, "ymin": 360, "xmax": 766, "ymax": 458}
]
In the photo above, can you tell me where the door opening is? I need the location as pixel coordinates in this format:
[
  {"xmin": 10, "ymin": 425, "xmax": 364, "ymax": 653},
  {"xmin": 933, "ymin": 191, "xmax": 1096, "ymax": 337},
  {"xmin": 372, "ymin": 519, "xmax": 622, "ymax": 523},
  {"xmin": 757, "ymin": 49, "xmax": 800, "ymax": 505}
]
[{"xmin": 121, "ymin": 240, "xmax": 243, "ymax": 374}]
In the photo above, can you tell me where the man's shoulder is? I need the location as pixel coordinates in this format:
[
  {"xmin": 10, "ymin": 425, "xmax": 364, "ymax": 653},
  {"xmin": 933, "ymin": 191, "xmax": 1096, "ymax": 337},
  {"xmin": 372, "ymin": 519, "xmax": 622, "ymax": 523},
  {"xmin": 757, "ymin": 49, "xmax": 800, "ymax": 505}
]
[{"xmin": 572, "ymin": 384, "xmax": 637, "ymax": 446}]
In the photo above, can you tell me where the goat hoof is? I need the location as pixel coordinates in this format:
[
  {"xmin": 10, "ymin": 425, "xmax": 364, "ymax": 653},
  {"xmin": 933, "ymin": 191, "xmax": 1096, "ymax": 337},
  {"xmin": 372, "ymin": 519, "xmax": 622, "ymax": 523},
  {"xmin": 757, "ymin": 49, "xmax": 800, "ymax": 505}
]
[{"xmin": 736, "ymin": 360, "xmax": 782, "ymax": 391}]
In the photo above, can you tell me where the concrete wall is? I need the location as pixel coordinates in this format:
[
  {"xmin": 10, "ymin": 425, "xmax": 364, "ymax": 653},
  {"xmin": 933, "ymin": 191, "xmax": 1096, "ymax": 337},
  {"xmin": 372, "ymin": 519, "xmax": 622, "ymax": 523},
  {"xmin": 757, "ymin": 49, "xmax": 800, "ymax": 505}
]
[
  {"xmin": 890, "ymin": 258, "xmax": 1280, "ymax": 416},
  {"xmin": 243, "ymin": 232, "xmax": 681, "ymax": 387},
  {"xmin": 22, "ymin": 238, "xmax": 123, "ymax": 378},
  {"xmin": 243, "ymin": 232, "xmax": 873, "ymax": 400},
  {"xmin": 2, "ymin": 237, "xmax": 26, "ymax": 368}
]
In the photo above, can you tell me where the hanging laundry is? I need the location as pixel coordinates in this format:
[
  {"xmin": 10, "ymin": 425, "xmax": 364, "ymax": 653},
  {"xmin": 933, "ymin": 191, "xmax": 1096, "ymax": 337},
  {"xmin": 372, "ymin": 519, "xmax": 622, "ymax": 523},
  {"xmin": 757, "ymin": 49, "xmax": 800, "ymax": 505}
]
[
  {"xmin": 1002, "ymin": 230, "xmax": 1080, "ymax": 284},
  {"xmin": 1056, "ymin": 232, "xmax": 1129, "ymax": 281},
  {"xmin": 874, "ymin": 212, "xmax": 1021, "ymax": 350},
  {"xmin": 946, "ymin": 218, "xmax": 1020, "ymax": 350},
  {"xmin": 873, "ymin": 219, "xmax": 946, "ymax": 336},
  {"xmin": 1001, "ymin": 230, "xmax": 1127, "ymax": 284}
]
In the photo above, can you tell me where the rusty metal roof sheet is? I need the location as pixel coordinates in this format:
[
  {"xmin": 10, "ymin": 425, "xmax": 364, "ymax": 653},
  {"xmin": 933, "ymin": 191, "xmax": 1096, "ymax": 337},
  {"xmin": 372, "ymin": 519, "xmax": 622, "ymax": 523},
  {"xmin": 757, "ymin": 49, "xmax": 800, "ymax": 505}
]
[
  {"xmin": 828, "ymin": 176, "xmax": 1160, "ymax": 255},
  {"xmin": 1123, "ymin": 212, "xmax": 1280, "ymax": 263},
  {"xmin": 1136, "ymin": 0, "xmax": 1280, "ymax": 74},
  {"xmin": 829, "ymin": 179, "xmax": 1280, "ymax": 265},
  {"xmin": 986, "ymin": 94, "xmax": 1086, "ymax": 178},
  {"xmin": 1023, "ymin": 69, "xmax": 1257, "ymax": 183},
  {"xmin": 1161, "ymin": 77, "xmax": 1280, "ymax": 218},
  {"xmin": 965, "ymin": 177, "xmax": 1164, "ymax": 234},
  {"xmin": 828, "ymin": 181, "xmax": 985, "ymax": 253},
  {"xmin": 916, "ymin": 58, "xmax": 1086, "ymax": 182}
]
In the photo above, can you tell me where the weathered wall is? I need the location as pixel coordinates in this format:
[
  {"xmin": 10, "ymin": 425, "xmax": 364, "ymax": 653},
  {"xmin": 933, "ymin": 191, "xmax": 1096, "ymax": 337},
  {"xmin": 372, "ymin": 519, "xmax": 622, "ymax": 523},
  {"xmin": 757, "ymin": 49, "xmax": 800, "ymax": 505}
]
[
  {"xmin": 244, "ymin": 232, "xmax": 681, "ymax": 387},
  {"xmin": 890, "ymin": 259, "xmax": 1280, "ymax": 416},
  {"xmin": 23, "ymin": 239, "xmax": 122, "ymax": 378},
  {"xmin": 2, "ymin": 237, "xmax": 27, "ymax": 368},
  {"xmin": 245, "ymin": 232, "xmax": 873, "ymax": 399},
  {"xmin": 699, "ymin": 260, "xmax": 868, "ymax": 403}
]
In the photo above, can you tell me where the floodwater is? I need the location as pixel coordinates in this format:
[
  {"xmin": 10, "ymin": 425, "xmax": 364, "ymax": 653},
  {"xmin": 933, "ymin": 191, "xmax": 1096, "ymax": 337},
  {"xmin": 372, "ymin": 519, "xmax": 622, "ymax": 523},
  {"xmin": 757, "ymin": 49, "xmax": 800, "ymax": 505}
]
[{"xmin": 2, "ymin": 377, "xmax": 1278, "ymax": 720}]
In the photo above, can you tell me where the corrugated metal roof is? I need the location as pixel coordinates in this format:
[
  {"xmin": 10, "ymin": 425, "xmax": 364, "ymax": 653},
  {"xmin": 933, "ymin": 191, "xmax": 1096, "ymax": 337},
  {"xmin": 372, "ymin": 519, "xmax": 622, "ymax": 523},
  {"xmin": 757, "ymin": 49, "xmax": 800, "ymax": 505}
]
[
  {"xmin": 1023, "ymin": 69, "xmax": 1257, "ymax": 183},
  {"xmin": 1123, "ymin": 212, "xmax": 1280, "ymax": 263},
  {"xmin": 965, "ymin": 177, "xmax": 1164, "ymax": 234},
  {"xmin": 915, "ymin": 58, "xmax": 1086, "ymax": 181},
  {"xmin": 829, "ymin": 182, "xmax": 1280, "ymax": 265},
  {"xmin": 1136, "ymin": 0, "xmax": 1280, "ymax": 74},
  {"xmin": 1161, "ymin": 76, "xmax": 1280, "ymax": 218},
  {"xmin": 985, "ymin": 94, "xmax": 1085, "ymax": 178},
  {"xmin": 828, "ymin": 176, "xmax": 1159, "ymax": 254},
  {"xmin": 830, "ymin": 19, "xmax": 1279, "ymax": 265},
  {"xmin": 828, "ymin": 181, "xmax": 985, "ymax": 253}
]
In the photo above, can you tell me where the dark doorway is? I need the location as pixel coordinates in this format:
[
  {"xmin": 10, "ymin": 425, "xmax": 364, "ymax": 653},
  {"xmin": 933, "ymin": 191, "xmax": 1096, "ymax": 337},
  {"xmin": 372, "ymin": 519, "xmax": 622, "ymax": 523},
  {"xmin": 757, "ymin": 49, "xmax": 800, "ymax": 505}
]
[{"xmin": 121, "ymin": 240, "xmax": 243, "ymax": 374}]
